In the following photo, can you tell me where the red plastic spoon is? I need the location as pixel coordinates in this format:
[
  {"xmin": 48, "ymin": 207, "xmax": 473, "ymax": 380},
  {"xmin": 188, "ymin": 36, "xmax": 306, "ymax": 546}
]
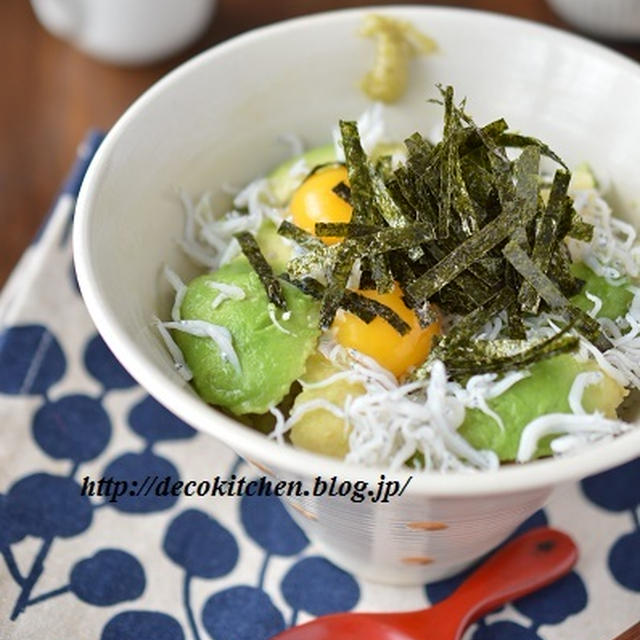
[{"xmin": 272, "ymin": 527, "xmax": 577, "ymax": 640}]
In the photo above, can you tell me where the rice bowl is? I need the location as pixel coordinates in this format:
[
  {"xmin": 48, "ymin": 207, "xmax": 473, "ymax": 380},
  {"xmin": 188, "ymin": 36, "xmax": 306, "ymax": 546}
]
[{"xmin": 74, "ymin": 6, "xmax": 640, "ymax": 583}]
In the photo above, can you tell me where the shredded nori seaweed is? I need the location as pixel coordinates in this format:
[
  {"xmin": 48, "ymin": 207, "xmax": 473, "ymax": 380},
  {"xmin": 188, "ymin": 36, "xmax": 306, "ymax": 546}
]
[
  {"xmin": 343, "ymin": 291, "xmax": 411, "ymax": 334},
  {"xmin": 332, "ymin": 181, "xmax": 352, "ymax": 204},
  {"xmin": 277, "ymin": 220, "xmax": 325, "ymax": 250},
  {"xmin": 273, "ymin": 85, "xmax": 606, "ymax": 378},
  {"xmin": 282, "ymin": 274, "xmax": 409, "ymax": 333},
  {"xmin": 235, "ymin": 231, "xmax": 287, "ymax": 309}
]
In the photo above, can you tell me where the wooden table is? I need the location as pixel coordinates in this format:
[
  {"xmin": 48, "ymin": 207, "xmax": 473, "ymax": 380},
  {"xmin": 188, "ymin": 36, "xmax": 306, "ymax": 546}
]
[{"xmin": 2, "ymin": 0, "xmax": 640, "ymax": 288}]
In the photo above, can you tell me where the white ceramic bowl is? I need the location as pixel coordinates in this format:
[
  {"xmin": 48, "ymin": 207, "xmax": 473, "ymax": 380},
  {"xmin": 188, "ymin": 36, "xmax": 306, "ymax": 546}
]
[{"xmin": 74, "ymin": 6, "xmax": 640, "ymax": 584}]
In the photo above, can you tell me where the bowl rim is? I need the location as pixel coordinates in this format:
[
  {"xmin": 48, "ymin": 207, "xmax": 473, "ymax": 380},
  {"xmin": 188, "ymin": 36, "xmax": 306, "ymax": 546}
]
[{"xmin": 74, "ymin": 4, "xmax": 640, "ymax": 497}]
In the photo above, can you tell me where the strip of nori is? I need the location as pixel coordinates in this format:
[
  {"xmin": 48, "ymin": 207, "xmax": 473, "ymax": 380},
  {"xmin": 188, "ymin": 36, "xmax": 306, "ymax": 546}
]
[
  {"xmin": 235, "ymin": 231, "xmax": 287, "ymax": 309},
  {"xmin": 339, "ymin": 120, "xmax": 378, "ymax": 225},
  {"xmin": 503, "ymin": 240, "xmax": 571, "ymax": 308},
  {"xmin": 567, "ymin": 208, "xmax": 594, "ymax": 242},
  {"xmin": 410, "ymin": 325, "xmax": 578, "ymax": 381},
  {"xmin": 442, "ymin": 332, "xmax": 579, "ymax": 378},
  {"xmin": 277, "ymin": 220, "xmax": 325, "ymax": 250},
  {"xmin": 549, "ymin": 244, "xmax": 585, "ymax": 297},
  {"xmin": 518, "ymin": 169, "xmax": 570, "ymax": 313},
  {"xmin": 319, "ymin": 240, "xmax": 359, "ymax": 328},
  {"xmin": 447, "ymin": 288, "xmax": 516, "ymax": 345},
  {"xmin": 314, "ymin": 222, "xmax": 378, "ymax": 237},
  {"xmin": 423, "ymin": 241, "xmax": 497, "ymax": 305},
  {"xmin": 452, "ymin": 147, "xmax": 480, "ymax": 236},
  {"xmin": 496, "ymin": 132, "xmax": 568, "ymax": 170},
  {"xmin": 502, "ymin": 240, "xmax": 612, "ymax": 349},
  {"xmin": 371, "ymin": 253, "xmax": 395, "ymax": 293},
  {"xmin": 309, "ymin": 229, "xmax": 426, "ymax": 265},
  {"xmin": 506, "ymin": 299, "xmax": 527, "ymax": 340},
  {"xmin": 282, "ymin": 275, "xmax": 408, "ymax": 332},
  {"xmin": 405, "ymin": 184, "xmax": 540, "ymax": 303},
  {"xmin": 450, "ymin": 96, "xmax": 510, "ymax": 168},
  {"xmin": 280, "ymin": 274, "xmax": 325, "ymax": 299},
  {"xmin": 359, "ymin": 267, "xmax": 377, "ymax": 290},
  {"xmin": 457, "ymin": 118, "xmax": 508, "ymax": 156},
  {"xmin": 370, "ymin": 162, "xmax": 418, "ymax": 230},
  {"xmin": 393, "ymin": 165, "xmax": 439, "ymax": 232},
  {"xmin": 438, "ymin": 85, "xmax": 456, "ymax": 238},
  {"xmin": 339, "ymin": 120, "xmax": 396, "ymax": 293},
  {"xmin": 343, "ymin": 291, "xmax": 411, "ymax": 334},
  {"xmin": 332, "ymin": 181, "xmax": 352, "ymax": 204},
  {"xmin": 286, "ymin": 246, "xmax": 334, "ymax": 280}
]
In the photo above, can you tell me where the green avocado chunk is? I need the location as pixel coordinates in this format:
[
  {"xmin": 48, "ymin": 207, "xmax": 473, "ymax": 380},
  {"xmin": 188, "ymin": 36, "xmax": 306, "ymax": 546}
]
[
  {"xmin": 458, "ymin": 354, "xmax": 627, "ymax": 461},
  {"xmin": 255, "ymin": 221, "xmax": 294, "ymax": 272},
  {"xmin": 268, "ymin": 143, "xmax": 337, "ymax": 205},
  {"xmin": 570, "ymin": 261, "xmax": 633, "ymax": 320},
  {"xmin": 174, "ymin": 259, "xmax": 321, "ymax": 415}
]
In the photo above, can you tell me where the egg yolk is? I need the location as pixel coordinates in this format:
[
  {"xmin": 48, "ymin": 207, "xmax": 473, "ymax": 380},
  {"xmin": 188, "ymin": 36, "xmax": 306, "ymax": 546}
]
[
  {"xmin": 290, "ymin": 166, "xmax": 352, "ymax": 244},
  {"xmin": 332, "ymin": 286, "xmax": 440, "ymax": 379}
]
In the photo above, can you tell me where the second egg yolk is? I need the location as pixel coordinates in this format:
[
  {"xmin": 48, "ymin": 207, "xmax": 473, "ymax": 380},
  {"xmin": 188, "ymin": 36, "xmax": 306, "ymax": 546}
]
[
  {"xmin": 332, "ymin": 285, "xmax": 440, "ymax": 379},
  {"xmin": 290, "ymin": 166, "xmax": 352, "ymax": 244}
]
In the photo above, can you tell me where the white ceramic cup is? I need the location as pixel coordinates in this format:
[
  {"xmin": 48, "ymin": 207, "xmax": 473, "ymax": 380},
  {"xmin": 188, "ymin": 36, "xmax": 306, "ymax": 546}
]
[{"xmin": 30, "ymin": 0, "xmax": 217, "ymax": 65}]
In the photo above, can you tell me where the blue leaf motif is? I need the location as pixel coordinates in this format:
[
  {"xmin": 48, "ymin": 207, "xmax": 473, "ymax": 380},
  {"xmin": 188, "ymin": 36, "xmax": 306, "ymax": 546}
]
[
  {"xmin": 7, "ymin": 473, "xmax": 92, "ymax": 538},
  {"xmin": 102, "ymin": 611, "xmax": 184, "ymax": 640},
  {"xmin": 513, "ymin": 571, "xmax": 587, "ymax": 624},
  {"xmin": 281, "ymin": 556, "xmax": 359, "ymax": 617},
  {"xmin": 70, "ymin": 549, "xmax": 145, "ymax": 605},
  {"xmin": 163, "ymin": 509, "xmax": 238, "ymax": 578},
  {"xmin": 508, "ymin": 510, "xmax": 549, "ymax": 541},
  {"xmin": 102, "ymin": 451, "xmax": 180, "ymax": 514},
  {"xmin": 0, "ymin": 325, "xmax": 65, "ymax": 395},
  {"xmin": 472, "ymin": 620, "xmax": 543, "ymax": 639},
  {"xmin": 0, "ymin": 493, "xmax": 27, "ymax": 548},
  {"xmin": 609, "ymin": 531, "xmax": 640, "ymax": 592},
  {"xmin": 581, "ymin": 458, "xmax": 640, "ymax": 512},
  {"xmin": 129, "ymin": 395, "xmax": 196, "ymax": 443},
  {"xmin": 84, "ymin": 334, "xmax": 137, "ymax": 391},
  {"xmin": 240, "ymin": 494, "xmax": 308, "ymax": 556},
  {"xmin": 425, "ymin": 562, "xmax": 476, "ymax": 606},
  {"xmin": 32, "ymin": 394, "xmax": 111, "ymax": 462},
  {"xmin": 201, "ymin": 586, "xmax": 284, "ymax": 640}
]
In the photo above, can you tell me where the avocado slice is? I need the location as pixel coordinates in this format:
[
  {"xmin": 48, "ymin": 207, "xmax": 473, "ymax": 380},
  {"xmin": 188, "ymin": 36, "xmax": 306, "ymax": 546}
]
[
  {"xmin": 268, "ymin": 143, "xmax": 337, "ymax": 205},
  {"xmin": 175, "ymin": 259, "xmax": 320, "ymax": 415},
  {"xmin": 458, "ymin": 354, "xmax": 627, "ymax": 461},
  {"xmin": 570, "ymin": 261, "xmax": 633, "ymax": 320}
]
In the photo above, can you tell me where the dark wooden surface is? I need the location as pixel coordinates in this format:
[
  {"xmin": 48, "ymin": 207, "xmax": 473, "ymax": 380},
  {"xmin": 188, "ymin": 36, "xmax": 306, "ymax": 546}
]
[
  {"xmin": 2, "ymin": 0, "xmax": 640, "ymax": 288},
  {"xmin": 613, "ymin": 621, "xmax": 640, "ymax": 640}
]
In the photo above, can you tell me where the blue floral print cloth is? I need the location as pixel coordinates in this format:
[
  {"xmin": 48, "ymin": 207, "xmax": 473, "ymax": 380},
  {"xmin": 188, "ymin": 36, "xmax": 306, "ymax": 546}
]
[{"xmin": 0, "ymin": 133, "xmax": 638, "ymax": 640}]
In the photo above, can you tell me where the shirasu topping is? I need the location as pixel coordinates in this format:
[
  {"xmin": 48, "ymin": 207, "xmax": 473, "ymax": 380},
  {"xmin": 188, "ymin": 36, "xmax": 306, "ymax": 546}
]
[
  {"xmin": 162, "ymin": 320, "xmax": 241, "ymax": 375},
  {"xmin": 206, "ymin": 281, "xmax": 246, "ymax": 309},
  {"xmin": 163, "ymin": 265, "xmax": 187, "ymax": 322},
  {"xmin": 153, "ymin": 316, "xmax": 193, "ymax": 381}
]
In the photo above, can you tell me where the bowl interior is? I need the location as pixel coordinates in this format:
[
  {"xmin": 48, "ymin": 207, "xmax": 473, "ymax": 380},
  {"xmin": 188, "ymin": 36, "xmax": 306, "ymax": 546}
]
[{"xmin": 75, "ymin": 6, "xmax": 640, "ymax": 495}]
